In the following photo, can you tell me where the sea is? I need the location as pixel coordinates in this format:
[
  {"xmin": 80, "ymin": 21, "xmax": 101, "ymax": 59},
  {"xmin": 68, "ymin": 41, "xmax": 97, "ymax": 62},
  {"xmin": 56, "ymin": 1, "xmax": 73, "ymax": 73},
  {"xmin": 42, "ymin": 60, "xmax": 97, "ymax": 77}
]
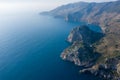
[{"xmin": 0, "ymin": 12, "xmax": 101, "ymax": 80}]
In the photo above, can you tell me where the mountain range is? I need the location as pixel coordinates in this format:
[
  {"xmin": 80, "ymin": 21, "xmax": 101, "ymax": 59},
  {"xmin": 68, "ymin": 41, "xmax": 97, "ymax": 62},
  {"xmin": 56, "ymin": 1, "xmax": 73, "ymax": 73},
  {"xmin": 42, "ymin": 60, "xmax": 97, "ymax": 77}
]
[{"xmin": 41, "ymin": 0, "xmax": 120, "ymax": 80}]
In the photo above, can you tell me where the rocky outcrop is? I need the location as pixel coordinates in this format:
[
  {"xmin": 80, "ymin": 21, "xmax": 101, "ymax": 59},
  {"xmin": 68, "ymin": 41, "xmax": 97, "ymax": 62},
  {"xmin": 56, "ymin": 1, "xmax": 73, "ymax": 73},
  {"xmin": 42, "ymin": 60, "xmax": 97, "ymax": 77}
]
[
  {"xmin": 80, "ymin": 57, "xmax": 120, "ymax": 80},
  {"xmin": 42, "ymin": 0, "xmax": 120, "ymax": 80},
  {"xmin": 61, "ymin": 25, "xmax": 120, "ymax": 80},
  {"xmin": 42, "ymin": 0, "xmax": 120, "ymax": 32},
  {"xmin": 61, "ymin": 26, "xmax": 103, "ymax": 67},
  {"xmin": 61, "ymin": 41, "xmax": 99, "ymax": 67},
  {"xmin": 67, "ymin": 26, "xmax": 103, "ymax": 44}
]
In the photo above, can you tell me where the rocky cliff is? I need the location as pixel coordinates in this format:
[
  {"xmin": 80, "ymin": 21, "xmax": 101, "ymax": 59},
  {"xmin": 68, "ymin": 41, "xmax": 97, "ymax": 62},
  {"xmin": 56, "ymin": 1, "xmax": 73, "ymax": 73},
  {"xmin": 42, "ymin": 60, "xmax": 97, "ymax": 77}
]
[
  {"xmin": 42, "ymin": 0, "xmax": 120, "ymax": 80},
  {"xmin": 42, "ymin": 0, "xmax": 120, "ymax": 32},
  {"xmin": 61, "ymin": 26, "xmax": 103, "ymax": 67},
  {"xmin": 61, "ymin": 25, "xmax": 120, "ymax": 80}
]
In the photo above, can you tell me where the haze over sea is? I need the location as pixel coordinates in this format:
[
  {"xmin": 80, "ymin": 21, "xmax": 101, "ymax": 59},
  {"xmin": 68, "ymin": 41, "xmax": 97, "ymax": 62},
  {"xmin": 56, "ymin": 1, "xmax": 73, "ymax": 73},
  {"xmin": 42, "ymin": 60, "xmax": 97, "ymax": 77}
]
[{"xmin": 0, "ymin": 5, "xmax": 102, "ymax": 80}]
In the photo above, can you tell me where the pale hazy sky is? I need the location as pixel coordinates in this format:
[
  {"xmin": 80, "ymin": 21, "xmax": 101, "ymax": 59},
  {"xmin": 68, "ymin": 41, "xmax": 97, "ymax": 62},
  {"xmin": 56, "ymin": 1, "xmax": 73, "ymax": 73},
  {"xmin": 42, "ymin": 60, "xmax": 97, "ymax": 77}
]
[{"xmin": 0, "ymin": 0, "xmax": 117, "ymax": 15}]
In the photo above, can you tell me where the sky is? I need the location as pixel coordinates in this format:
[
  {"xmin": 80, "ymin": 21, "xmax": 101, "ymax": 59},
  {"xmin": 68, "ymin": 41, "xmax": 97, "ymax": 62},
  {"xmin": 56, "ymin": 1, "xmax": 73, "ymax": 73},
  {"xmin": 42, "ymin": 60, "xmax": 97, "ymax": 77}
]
[{"xmin": 0, "ymin": 0, "xmax": 118, "ymax": 15}]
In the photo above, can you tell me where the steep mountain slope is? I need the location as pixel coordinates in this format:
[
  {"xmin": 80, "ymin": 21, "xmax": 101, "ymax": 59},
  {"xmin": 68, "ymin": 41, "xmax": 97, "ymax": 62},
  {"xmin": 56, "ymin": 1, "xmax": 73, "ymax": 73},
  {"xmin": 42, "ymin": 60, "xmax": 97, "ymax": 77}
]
[
  {"xmin": 43, "ymin": 0, "xmax": 120, "ymax": 32},
  {"xmin": 42, "ymin": 0, "xmax": 120, "ymax": 80},
  {"xmin": 61, "ymin": 26, "xmax": 103, "ymax": 67}
]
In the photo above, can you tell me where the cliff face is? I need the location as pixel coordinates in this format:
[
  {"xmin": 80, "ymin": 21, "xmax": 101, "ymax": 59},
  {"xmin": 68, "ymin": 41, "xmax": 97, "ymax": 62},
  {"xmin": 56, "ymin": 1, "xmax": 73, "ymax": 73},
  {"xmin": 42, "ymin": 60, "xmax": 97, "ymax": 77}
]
[
  {"xmin": 42, "ymin": 0, "xmax": 120, "ymax": 80},
  {"xmin": 80, "ymin": 57, "xmax": 120, "ymax": 80},
  {"xmin": 61, "ymin": 25, "xmax": 120, "ymax": 80},
  {"xmin": 67, "ymin": 26, "xmax": 103, "ymax": 44},
  {"xmin": 61, "ymin": 26, "xmax": 103, "ymax": 67},
  {"xmin": 44, "ymin": 0, "xmax": 120, "ymax": 32}
]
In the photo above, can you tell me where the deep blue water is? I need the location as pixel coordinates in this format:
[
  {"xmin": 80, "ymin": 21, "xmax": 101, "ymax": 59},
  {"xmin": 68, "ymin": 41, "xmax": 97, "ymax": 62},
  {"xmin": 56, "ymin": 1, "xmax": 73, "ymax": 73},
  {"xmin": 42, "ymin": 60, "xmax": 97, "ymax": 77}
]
[{"xmin": 0, "ymin": 14, "xmax": 100, "ymax": 80}]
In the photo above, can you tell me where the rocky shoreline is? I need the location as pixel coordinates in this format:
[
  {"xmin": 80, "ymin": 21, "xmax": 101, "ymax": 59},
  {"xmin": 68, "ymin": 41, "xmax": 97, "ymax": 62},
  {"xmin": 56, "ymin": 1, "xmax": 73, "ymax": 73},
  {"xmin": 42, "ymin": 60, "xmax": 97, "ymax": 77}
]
[
  {"xmin": 42, "ymin": 0, "xmax": 120, "ymax": 79},
  {"xmin": 61, "ymin": 25, "xmax": 120, "ymax": 80},
  {"xmin": 61, "ymin": 26, "xmax": 103, "ymax": 67}
]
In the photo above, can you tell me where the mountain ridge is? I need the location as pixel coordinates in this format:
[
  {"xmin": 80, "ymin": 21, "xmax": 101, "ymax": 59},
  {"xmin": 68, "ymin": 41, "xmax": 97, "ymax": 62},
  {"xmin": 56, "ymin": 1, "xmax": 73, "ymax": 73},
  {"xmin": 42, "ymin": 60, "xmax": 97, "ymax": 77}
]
[
  {"xmin": 41, "ymin": 1, "xmax": 120, "ymax": 80},
  {"xmin": 41, "ymin": 0, "xmax": 120, "ymax": 32}
]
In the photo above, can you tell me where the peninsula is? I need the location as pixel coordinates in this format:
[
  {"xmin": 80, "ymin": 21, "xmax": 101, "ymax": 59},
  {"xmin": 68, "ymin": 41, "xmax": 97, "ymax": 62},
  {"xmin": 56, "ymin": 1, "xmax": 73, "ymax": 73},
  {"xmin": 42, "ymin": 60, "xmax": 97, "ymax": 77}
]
[{"xmin": 41, "ymin": 0, "xmax": 120, "ymax": 79}]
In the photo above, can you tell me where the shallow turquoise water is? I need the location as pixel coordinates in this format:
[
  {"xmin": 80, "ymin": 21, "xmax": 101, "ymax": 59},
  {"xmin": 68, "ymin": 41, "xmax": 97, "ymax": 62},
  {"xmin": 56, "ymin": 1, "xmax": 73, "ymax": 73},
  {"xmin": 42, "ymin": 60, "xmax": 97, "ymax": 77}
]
[{"xmin": 0, "ymin": 14, "xmax": 99, "ymax": 80}]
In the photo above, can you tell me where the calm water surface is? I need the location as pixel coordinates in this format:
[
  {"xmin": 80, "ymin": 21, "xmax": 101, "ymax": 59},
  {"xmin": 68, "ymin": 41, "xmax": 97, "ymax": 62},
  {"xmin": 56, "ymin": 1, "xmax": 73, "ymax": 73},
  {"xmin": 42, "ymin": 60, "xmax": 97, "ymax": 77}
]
[{"xmin": 0, "ymin": 13, "xmax": 99, "ymax": 80}]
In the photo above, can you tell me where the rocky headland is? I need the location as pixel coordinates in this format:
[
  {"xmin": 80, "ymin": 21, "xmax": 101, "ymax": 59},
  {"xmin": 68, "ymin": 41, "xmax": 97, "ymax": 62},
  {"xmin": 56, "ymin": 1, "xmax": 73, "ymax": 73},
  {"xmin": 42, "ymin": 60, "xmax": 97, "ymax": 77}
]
[
  {"xmin": 42, "ymin": 0, "xmax": 120, "ymax": 80},
  {"xmin": 61, "ymin": 26, "xmax": 103, "ymax": 67},
  {"xmin": 61, "ymin": 25, "xmax": 120, "ymax": 80}
]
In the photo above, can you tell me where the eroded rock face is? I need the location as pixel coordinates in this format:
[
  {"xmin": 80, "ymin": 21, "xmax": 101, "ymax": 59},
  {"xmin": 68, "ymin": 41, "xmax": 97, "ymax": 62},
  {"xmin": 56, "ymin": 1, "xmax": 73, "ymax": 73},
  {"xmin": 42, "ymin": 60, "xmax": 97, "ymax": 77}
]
[
  {"xmin": 61, "ymin": 25, "xmax": 120, "ymax": 80},
  {"xmin": 67, "ymin": 26, "xmax": 103, "ymax": 44},
  {"xmin": 61, "ymin": 42, "xmax": 100, "ymax": 67},
  {"xmin": 117, "ymin": 63, "xmax": 120, "ymax": 77},
  {"xmin": 44, "ymin": 0, "xmax": 120, "ymax": 33},
  {"xmin": 80, "ymin": 57, "xmax": 120, "ymax": 80},
  {"xmin": 61, "ymin": 25, "xmax": 103, "ymax": 67},
  {"xmin": 43, "ymin": 1, "xmax": 120, "ymax": 79}
]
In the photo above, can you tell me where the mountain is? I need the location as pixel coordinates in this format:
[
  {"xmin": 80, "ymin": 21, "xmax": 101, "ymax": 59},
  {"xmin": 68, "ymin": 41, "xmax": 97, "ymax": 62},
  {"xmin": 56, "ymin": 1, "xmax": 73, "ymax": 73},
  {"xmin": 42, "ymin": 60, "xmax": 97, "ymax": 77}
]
[
  {"xmin": 61, "ymin": 26, "xmax": 103, "ymax": 67},
  {"xmin": 42, "ymin": 0, "xmax": 120, "ymax": 32},
  {"xmin": 41, "ymin": 0, "xmax": 120, "ymax": 80}
]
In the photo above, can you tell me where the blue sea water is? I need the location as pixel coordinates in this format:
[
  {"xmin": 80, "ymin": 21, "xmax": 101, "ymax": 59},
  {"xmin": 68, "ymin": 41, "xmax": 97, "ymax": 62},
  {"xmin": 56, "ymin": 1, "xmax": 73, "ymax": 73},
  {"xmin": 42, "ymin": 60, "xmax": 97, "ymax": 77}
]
[{"xmin": 0, "ymin": 14, "xmax": 100, "ymax": 80}]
